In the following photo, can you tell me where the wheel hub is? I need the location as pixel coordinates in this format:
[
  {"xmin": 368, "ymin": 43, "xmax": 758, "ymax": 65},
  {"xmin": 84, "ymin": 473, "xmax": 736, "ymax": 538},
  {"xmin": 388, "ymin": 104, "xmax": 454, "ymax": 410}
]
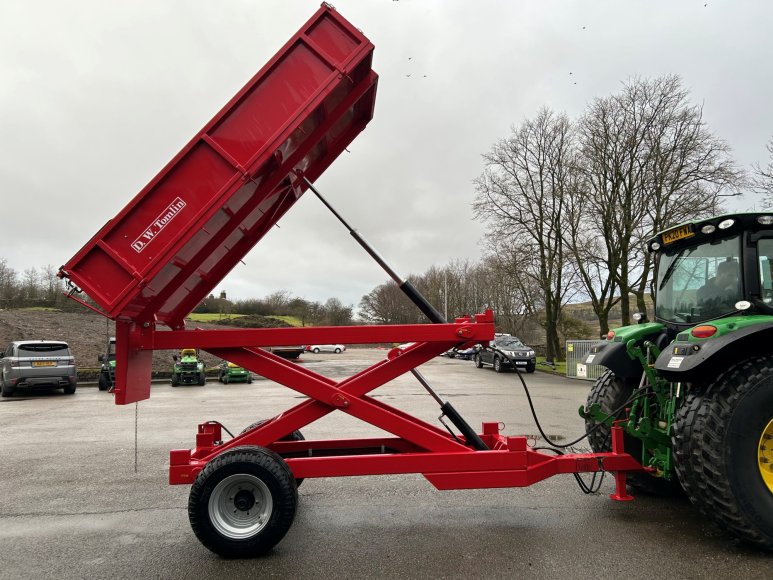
[
  {"xmin": 759, "ymin": 418, "xmax": 773, "ymax": 494},
  {"xmin": 233, "ymin": 489, "xmax": 255, "ymax": 512}
]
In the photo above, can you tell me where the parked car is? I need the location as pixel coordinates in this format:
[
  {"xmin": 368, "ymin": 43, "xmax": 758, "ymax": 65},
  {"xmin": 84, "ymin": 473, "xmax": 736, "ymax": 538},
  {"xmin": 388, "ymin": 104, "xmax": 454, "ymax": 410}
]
[
  {"xmin": 474, "ymin": 335, "xmax": 536, "ymax": 373},
  {"xmin": 0, "ymin": 340, "xmax": 77, "ymax": 396},
  {"xmin": 218, "ymin": 361, "xmax": 252, "ymax": 384},
  {"xmin": 305, "ymin": 344, "xmax": 346, "ymax": 354},
  {"xmin": 454, "ymin": 346, "xmax": 478, "ymax": 361}
]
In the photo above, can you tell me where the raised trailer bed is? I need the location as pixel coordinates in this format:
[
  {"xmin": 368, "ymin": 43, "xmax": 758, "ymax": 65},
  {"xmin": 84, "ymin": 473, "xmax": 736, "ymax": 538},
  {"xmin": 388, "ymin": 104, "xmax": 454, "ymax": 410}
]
[{"xmin": 60, "ymin": 3, "xmax": 642, "ymax": 558}]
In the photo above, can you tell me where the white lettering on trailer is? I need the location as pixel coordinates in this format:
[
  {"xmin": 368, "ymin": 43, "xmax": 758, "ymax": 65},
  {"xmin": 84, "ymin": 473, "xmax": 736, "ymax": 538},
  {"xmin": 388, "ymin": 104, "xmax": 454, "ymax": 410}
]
[{"xmin": 131, "ymin": 197, "xmax": 187, "ymax": 253}]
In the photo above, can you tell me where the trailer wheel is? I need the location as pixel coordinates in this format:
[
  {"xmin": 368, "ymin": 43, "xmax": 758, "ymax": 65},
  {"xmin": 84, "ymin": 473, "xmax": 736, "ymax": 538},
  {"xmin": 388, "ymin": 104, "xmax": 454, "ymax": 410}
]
[
  {"xmin": 673, "ymin": 356, "xmax": 773, "ymax": 550},
  {"xmin": 98, "ymin": 373, "xmax": 110, "ymax": 391},
  {"xmin": 493, "ymin": 356, "xmax": 504, "ymax": 373},
  {"xmin": 188, "ymin": 446, "xmax": 297, "ymax": 558},
  {"xmin": 586, "ymin": 370, "xmax": 682, "ymax": 496},
  {"xmin": 474, "ymin": 354, "xmax": 483, "ymax": 368}
]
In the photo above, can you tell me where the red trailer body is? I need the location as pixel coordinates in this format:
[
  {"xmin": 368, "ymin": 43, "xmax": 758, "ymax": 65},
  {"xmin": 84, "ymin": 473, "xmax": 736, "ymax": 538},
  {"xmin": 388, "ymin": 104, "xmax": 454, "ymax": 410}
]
[
  {"xmin": 59, "ymin": 3, "xmax": 641, "ymax": 558},
  {"xmin": 61, "ymin": 4, "xmax": 377, "ymax": 331}
]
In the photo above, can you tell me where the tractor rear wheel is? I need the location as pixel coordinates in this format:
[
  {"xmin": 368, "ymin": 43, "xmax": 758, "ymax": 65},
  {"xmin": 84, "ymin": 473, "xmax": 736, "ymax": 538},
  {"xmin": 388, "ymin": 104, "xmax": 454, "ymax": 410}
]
[
  {"xmin": 673, "ymin": 356, "xmax": 773, "ymax": 550},
  {"xmin": 188, "ymin": 446, "xmax": 297, "ymax": 558},
  {"xmin": 586, "ymin": 369, "xmax": 682, "ymax": 496}
]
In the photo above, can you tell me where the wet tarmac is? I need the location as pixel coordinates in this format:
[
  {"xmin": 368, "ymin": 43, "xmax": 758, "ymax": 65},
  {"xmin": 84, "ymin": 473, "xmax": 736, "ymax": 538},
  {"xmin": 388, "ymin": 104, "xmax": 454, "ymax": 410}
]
[{"xmin": 1, "ymin": 349, "xmax": 770, "ymax": 579}]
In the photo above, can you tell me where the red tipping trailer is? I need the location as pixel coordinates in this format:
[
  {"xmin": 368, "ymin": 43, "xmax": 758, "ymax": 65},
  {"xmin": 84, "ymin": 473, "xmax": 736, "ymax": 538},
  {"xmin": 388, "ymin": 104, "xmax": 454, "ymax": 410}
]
[{"xmin": 59, "ymin": 3, "xmax": 641, "ymax": 558}]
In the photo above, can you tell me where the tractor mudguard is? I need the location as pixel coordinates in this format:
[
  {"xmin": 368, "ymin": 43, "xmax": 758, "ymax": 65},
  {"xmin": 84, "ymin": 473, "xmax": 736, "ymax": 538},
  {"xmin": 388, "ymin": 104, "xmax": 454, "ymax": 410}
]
[
  {"xmin": 655, "ymin": 321, "xmax": 773, "ymax": 383},
  {"xmin": 583, "ymin": 341, "xmax": 642, "ymax": 379}
]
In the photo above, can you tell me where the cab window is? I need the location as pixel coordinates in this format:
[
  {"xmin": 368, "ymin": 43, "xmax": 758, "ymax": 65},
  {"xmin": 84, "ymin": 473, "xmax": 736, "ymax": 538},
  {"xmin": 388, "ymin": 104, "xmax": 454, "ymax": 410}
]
[{"xmin": 758, "ymin": 239, "xmax": 773, "ymax": 304}]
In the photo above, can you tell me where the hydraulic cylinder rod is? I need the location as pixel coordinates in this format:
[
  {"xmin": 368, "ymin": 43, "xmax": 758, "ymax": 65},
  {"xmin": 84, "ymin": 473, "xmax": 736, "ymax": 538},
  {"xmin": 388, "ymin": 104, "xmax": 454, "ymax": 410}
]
[
  {"xmin": 301, "ymin": 175, "xmax": 488, "ymax": 450},
  {"xmin": 301, "ymin": 176, "xmax": 446, "ymax": 324}
]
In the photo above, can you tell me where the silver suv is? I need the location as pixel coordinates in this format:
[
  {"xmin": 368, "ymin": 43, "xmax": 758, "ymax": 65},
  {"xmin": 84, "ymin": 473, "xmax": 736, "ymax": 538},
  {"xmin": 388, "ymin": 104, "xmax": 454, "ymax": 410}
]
[{"xmin": 0, "ymin": 341, "xmax": 77, "ymax": 396}]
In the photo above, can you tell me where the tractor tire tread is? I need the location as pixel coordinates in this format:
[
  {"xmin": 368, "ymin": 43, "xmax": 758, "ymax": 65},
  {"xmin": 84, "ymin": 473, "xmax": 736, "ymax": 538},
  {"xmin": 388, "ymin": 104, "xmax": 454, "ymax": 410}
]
[{"xmin": 673, "ymin": 356, "xmax": 773, "ymax": 550}]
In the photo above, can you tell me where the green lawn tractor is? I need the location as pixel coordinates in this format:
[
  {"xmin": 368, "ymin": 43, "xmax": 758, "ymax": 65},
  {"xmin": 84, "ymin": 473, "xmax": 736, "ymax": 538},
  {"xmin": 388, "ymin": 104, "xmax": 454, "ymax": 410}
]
[
  {"xmin": 218, "ymin": 361, "xmax": 253, "ymax": 384},
  {"xmin": 582, "ymin": 212, "xmax": 773, "ymax": 550},
  {"xmin": 171, "ymin": 348, "xmax": 206, "ymax": 387},
  {"xmin": 97, "ymin": 337, "xmax": 116, "ymax": 391}
]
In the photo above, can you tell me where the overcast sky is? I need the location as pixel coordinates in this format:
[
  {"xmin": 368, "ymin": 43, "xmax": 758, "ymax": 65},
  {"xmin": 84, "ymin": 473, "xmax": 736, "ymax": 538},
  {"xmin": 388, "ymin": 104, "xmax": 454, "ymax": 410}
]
[{"xmin": 1, "ymin": 0, "xmax": 772, "ymax": 312}]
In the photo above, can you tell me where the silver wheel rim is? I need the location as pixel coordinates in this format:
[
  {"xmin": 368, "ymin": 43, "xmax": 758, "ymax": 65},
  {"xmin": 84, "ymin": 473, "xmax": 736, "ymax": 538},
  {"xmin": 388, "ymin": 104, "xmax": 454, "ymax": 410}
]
[{"xmin": 209, "ymin": 474, "xmax": 272, "ymax": 540}]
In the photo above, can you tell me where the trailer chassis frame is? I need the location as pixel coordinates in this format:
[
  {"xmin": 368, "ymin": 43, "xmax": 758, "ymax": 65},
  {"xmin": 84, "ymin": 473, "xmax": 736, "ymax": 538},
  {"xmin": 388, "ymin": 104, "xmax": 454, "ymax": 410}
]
[{"xmin": 112, "ymin": 311, "xmax": 641, "ymax": 497}]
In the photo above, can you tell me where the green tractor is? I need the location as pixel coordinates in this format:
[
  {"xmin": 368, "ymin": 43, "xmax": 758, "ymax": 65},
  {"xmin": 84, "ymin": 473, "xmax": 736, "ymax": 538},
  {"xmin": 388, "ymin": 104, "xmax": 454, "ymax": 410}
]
[
  {"xmin": 583, "ymin": 212, "xmax": 773, "ymax": 550},
  {"xmin": 97, "ymin": 337, "xmax": 116, "ymax": 391},
  {"xmin": 171, "ymin": 348, "xmax": 206, "ymax": 387}
]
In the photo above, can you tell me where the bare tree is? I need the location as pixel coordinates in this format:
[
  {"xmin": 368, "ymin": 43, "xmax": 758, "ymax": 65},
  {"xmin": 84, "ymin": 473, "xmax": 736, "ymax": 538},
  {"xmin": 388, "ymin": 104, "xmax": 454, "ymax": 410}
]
[
  {"xmin": 577, "ymin": 75, "xmax": 739, "ymax": 324},
  {"xmin": 473, "ymin": 108, "xmax": 578, "ymax": 362},
  {"xmin": 752, "ymin": 138, "xmax": 773, "ymax": 207},
  {"xmin": 359, "ymin": 280, "xmax": 418, "ymax": 324}
]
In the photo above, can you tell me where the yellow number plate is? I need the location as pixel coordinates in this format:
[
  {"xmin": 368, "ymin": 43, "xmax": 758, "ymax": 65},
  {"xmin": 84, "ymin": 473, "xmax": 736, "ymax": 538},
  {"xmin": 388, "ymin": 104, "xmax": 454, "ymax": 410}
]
[
  {"xmin": 662, "ymin": 225, "xmax": 694, "ymax": 245},
  {"xmin": 32, "ymin": 361, "xmax": 56, "ymax": 367}
]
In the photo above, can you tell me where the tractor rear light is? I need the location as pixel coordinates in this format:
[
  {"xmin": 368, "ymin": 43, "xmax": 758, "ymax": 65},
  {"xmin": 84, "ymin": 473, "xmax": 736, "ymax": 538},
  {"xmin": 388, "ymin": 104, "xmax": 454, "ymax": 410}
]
[
  {"xmin": 691, "ymin": 325, "xmax": 717, "ymax": 339},
  {"xmin": 607, "ymin": 331, "xmax": 615, "ymax": 340}
]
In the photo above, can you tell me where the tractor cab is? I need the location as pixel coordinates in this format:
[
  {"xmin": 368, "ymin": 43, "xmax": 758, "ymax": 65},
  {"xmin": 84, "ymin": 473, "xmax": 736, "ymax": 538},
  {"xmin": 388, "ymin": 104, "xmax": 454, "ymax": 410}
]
[{"xmin": 650, "ymin": 213, "xmax": 773, "ymax": 329}]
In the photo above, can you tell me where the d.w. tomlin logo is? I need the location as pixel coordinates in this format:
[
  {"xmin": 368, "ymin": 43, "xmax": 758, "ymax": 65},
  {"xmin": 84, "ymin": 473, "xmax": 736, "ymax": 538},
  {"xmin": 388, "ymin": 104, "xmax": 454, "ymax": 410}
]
[{"xmin": 131, "ymin": 197, "xmax": 187, "ymax": 253}]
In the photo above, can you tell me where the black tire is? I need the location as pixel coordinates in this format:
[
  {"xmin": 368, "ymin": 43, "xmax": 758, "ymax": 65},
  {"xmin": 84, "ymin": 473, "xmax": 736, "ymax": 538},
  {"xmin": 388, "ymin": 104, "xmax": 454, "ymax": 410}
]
[
  {"xmin": 98, "ymin": 373, "xmax": 110, "ymax": 391},
  {"xmin": 334, "ymin": 348, "xmax": 341, "ymax": 354},
  {"xmin": 247, "ymin": 375, "xmax": 253, "ymax": 384},
  {"xmin": 474, "ymin": 354, "xmax": 483, "ymax": 369},
  {"xmin": 241, "ymin": 419, "xmax": 305, "ymax": 487},
  {"xmin": 586, "ymin": 369, "xmax": 682, "ymax": 496},
  {"xmin": 188, "ymin": 446, "xmax": 297, "ymax": 558},
  {"xmin": 198, "ymin": 373, "xmax": 206, "ymax": 386},
  {"xmin": 673, "ymin": 356, "xmax": 773, "ymax": 550},
  {"xmin": 218, "ymin": 373, "xmax": 225, "ymax": 384},
  {"xmin": 526, "ymin": 362, "xmax": 536, "ymax": 373},
  {"xmin": 171, "ymin": 374, "xmax": 179, "ymax": 387},
  {"xmin": 63, "ymin": 383, "xmax": 76, "ymax": 395},
  {"xmin": 223, "ymin": 376, "xmax": 229, "ymax": 385},
  {"xmin": 493, "ymin": 356, "xmax": 503, "ymax": 373},
  {"xmin": 1, "ymin": 376, "xmax": 13, "ymax": 397},
  {"xmin": 312, "ymin": 348, "xmax": 320, "ymax": 354}
]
